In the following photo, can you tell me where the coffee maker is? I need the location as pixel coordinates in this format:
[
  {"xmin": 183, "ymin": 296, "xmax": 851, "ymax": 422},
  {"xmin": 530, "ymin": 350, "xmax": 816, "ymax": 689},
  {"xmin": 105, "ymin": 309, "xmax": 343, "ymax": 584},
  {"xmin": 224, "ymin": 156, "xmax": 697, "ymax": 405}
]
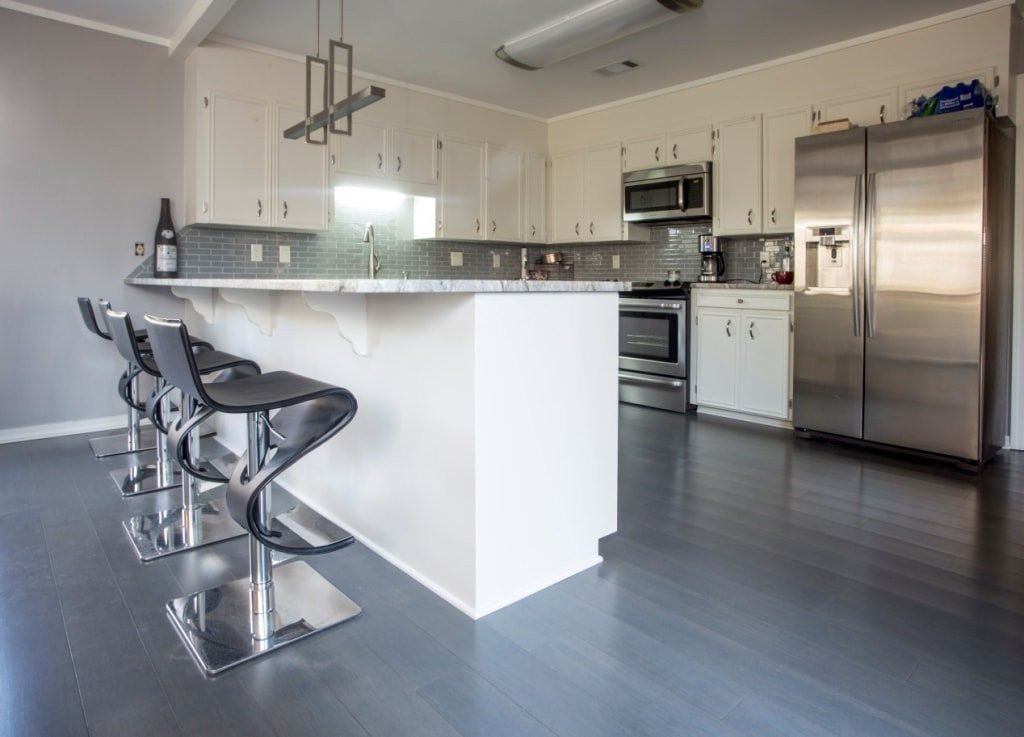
[{"xmin": 699, "ymin": 234, "xmax": 725, "ymax": 282}]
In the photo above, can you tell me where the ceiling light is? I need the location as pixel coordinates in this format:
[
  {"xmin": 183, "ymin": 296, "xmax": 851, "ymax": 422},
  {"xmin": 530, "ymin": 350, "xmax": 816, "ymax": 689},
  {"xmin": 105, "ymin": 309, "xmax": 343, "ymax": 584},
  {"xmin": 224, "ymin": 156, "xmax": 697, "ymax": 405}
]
[
  {"xmin": 284, "ymin": 0, "xmax": 386, "ymax": 143},
  {"xmin": 496, "ymin": 0, "xmax": 703, "ymax": 71}
]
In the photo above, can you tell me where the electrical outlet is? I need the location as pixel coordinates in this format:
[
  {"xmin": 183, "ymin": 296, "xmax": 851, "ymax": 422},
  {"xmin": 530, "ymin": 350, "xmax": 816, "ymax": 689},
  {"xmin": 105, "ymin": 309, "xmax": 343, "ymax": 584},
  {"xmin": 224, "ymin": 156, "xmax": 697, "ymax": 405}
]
[
  {"xmin": 250, "ymin": 243, "xmax": 263, "ymax": 262},
  {"xmin": 134, "ymin": 242, "xmax": 145, "ymax": 256},
  {"xmin": 279, "ymin": 245, "xmax": 291, "ymax": 264},
  {"xmin": 451, "ymin": 251, "xmax": 463, "ymax": 267},
  {"xmin": 492, "ymin": 253, "xmax": 501, "ymax": 268},
  {"xmin": 611, "ymin": 254, "xmax": 621, "ymax": 270}
]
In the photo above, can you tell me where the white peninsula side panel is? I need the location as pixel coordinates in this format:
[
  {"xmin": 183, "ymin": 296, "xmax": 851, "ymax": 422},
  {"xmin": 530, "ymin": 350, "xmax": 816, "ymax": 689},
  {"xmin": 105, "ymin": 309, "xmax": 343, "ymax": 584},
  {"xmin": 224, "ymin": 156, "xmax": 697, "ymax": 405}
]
[{"xmin": 183, "ymin": 288, "xmax": 618, "ymax": 618}]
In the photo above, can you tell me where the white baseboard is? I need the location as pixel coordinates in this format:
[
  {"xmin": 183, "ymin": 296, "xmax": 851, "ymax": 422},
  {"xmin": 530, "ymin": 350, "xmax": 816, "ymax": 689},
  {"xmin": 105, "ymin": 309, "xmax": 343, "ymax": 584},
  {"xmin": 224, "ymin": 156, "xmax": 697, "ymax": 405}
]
[
  {"xmin": 697, "ymin": 406, "xmax": 794, "ymax": 429},
  {"xmin": 0, "ymin": 414, "xmax": 149, "ymax": 444}
]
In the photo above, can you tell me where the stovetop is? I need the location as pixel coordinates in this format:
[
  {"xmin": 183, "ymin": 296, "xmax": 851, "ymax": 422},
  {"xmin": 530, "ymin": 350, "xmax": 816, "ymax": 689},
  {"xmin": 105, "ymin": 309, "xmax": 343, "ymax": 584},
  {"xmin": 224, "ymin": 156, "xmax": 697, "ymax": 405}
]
[{"xmin": 625, "ymin": 281, "xmax": 692, "ymax": 299}]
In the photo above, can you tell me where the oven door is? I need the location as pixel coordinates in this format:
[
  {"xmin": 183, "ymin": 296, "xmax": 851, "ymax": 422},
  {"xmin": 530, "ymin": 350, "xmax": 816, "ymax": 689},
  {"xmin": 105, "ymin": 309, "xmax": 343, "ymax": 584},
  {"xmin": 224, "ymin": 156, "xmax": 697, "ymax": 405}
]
[{"xmin": 619, "ymin": 299, "xmax": 686, "ymax": 378}]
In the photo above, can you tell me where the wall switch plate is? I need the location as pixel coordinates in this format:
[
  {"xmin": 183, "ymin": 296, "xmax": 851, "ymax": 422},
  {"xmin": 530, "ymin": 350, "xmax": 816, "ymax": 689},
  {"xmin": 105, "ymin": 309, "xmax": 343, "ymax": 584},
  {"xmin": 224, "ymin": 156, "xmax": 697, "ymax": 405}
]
[
  {"xmin": 134, "ymin": 242, "xmax": 145, "ymax": 256},
  {"xmin": 612, "ymin": 254, "xmax": 621, "ymax": 270},
  {"xmin": 451, "ymin": 251, "xmax": 463, "ymax": 267},
  {"xmin": 492, "ymin": 254, "xmax": 501, "ymax": 268},
  {"xmin": 250, "ymin": 243, "xmax": 263, "ymax": 262},
  {"xmin": 279, "ymin": 245, "xmax": 291, "ymax": 264}
]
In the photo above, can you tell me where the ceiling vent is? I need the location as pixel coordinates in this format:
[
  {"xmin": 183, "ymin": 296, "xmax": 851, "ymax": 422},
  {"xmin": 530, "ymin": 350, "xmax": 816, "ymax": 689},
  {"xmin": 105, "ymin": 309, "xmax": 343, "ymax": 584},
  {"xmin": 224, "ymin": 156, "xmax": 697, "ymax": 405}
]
[{"xmin": 594, "ymin": 59, "xmax": 641, "ymax": 76}]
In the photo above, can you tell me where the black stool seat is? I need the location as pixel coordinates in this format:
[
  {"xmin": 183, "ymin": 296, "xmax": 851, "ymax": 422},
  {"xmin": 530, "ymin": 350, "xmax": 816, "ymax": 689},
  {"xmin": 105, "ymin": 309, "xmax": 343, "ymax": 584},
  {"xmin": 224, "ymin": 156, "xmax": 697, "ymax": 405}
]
[{"xmin": 202, "ymin": 371, "xmax": 351, "ymax": 414}]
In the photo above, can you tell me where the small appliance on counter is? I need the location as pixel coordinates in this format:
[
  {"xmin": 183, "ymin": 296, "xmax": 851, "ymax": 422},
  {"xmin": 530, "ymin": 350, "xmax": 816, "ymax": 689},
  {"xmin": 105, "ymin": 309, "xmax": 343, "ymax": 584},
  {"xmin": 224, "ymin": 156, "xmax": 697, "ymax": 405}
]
[{"xmin": 698, "ymin": 234, "xmax": 725, "ymax": 282}]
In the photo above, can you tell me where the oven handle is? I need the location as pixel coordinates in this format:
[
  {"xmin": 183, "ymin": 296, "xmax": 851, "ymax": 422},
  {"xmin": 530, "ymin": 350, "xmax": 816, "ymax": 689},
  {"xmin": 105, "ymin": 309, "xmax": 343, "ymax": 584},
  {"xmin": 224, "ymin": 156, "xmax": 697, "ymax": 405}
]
[
  {"xmin": 618, "ymin": 372, "xmax": 684, "ymax": 389},
  {"xmin": 619, "ymin": 299, "xmax": 684, "ymax": 310}
]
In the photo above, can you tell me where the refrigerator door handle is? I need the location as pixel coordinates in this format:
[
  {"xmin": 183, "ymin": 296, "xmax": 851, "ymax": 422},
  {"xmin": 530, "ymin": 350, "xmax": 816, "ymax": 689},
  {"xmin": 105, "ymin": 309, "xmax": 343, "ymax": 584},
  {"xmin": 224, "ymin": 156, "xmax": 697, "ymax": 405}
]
[
  {"xmin": 852, "ymin": 174, "xmax": 864, "ymax": 337},
  {"xmin": 864, "ymin": 172, "xmax": 877, "ymax": 338}
]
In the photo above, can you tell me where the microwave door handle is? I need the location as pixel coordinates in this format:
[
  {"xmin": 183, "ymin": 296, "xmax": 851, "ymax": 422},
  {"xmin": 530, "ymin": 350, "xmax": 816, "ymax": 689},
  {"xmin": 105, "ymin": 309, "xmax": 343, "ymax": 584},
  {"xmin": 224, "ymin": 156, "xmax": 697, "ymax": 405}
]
[{"xmin": 677, "ymin": 178, "xmax": 686, "ymax": 211}]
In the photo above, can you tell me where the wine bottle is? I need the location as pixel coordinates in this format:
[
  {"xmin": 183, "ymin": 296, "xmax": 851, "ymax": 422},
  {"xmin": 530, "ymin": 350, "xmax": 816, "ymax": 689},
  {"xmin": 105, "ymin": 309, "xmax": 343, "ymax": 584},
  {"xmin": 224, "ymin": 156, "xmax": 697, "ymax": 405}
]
[{"xmin": 154, "ymin": 197, "xmax": 178, "ymax": 278}]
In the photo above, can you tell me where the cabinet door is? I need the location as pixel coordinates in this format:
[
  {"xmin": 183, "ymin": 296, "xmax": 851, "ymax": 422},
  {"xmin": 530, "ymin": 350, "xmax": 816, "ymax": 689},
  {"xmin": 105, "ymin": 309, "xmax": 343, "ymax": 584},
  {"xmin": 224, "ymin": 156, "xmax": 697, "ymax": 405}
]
[
  {"xmin": 667, "ymin": 126, "xmax": 713, "ymax": 163},
  {"xmin": 441, "ymin": 137, "xmax": 485, "ymax": 239},
  {"xmin": 694, "ymin": 308, "xmax": 740, "ymax": 409},
  {"xmin": 485, "ymin": 144, "xmax": 523, "ymax": 241},
  {"xmin": 392, "ymin": 127, "xmax": 438, "ymax": 184},
  {"xmin": 585, "ymin": 143, "xmax": 624, "ymax": 241},
  {"xmin": 332, "ymin": 119, "xmax": 387, "ymax": 177},
  {"xmin": 714, "ymin": 114, "xmax": 762, "ymax": 236},
  {"xmin": 275, "ymin": 105, "xmax": 328, "ymax": 231},
  {"xmin": 762, "ymin": 107, "xmax": 810, "ymax": 234},
  {"xmin": 551, "ymin": 151, "xmax": 585, "ymax": 242},
  {"xmin": 816, "ymin": 88, "xmax": 897, "ymax": 127},
  {"xmin": 622, "ymin": 135, "xmax": 666, "ymax": 172},
  {"xmin": 526, "ymin": 153, "xmax": 546, "ymax": 243},
  {"xmin": 209, "ymin": 91, "xmax": 270, "ymax": 227},
  {"xmin": 739, "ymin": 311, "xmax": 790, "ymax": 418}
]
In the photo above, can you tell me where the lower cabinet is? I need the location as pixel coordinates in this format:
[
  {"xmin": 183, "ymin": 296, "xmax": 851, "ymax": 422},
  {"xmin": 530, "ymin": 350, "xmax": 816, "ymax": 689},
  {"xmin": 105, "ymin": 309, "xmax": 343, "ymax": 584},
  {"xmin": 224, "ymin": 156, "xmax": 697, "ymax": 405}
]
[{"xmin": 692, "ymin": 289, "xmax": 793, "ymax": 422}]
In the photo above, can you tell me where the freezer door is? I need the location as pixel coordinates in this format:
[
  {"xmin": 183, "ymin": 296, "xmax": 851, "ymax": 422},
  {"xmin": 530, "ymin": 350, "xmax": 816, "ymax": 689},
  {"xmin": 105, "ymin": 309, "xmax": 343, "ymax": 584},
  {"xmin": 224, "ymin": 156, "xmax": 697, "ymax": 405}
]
[
  {"xmin": 793, "ymin": 128, "xmax": 866, "ymax": 437},
  {"xmin": 863, "ymin": 111, "xmax": 985, "ymax": 459}
]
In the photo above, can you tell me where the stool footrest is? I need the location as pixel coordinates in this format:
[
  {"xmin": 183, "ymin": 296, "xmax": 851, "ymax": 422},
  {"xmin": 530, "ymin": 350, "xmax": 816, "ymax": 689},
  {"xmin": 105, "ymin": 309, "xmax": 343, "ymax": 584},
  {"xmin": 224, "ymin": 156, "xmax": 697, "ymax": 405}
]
[{"xmin": 166, "ymin": 560, "xmax": 361, "ymax": 677}]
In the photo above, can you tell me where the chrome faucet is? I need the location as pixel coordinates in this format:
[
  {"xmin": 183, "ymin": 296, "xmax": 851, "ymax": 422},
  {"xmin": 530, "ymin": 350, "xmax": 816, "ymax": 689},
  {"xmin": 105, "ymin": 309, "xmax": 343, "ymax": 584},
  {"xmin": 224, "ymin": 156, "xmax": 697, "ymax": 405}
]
[{"xmin": 363, "ymin": 222, "xmax": 381, "ymax": 279}]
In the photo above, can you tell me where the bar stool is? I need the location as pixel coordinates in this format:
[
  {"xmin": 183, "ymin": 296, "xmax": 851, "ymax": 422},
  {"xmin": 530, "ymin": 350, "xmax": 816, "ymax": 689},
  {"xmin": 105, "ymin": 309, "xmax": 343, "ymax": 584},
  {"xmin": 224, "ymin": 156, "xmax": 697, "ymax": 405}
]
[
  {"xmin": 77, "ymin": 297, "xmax": 157, "ymax": 458},
  {"xmin": 105, "ymin": 307, "xmax": 261, "ymax": 560},
  {"xmin": 144, "ymin": 313, "xmax": 361, "ymax": 676}
]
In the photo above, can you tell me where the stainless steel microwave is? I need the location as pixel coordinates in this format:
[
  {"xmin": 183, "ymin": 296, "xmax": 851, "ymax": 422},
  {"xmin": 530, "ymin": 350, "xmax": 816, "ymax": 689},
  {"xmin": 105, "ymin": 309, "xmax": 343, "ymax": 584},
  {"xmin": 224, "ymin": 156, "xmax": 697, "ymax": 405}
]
[{"xmin": 623, "ymin": 162, "xmax": 711, "ymax": 222}]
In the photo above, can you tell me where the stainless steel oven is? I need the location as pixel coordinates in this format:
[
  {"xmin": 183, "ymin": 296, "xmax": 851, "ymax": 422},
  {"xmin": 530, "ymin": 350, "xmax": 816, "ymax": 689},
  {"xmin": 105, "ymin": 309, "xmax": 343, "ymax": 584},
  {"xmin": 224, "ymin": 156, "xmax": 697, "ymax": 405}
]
[{"xmin": 619, "ymin": 287, "xmax": 694, "ymax": 413}]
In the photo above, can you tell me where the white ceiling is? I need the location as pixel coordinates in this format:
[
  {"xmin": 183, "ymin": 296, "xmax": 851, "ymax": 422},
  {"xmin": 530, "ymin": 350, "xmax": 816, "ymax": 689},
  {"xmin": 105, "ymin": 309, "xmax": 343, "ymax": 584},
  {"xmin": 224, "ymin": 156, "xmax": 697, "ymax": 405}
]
[{"xmin": 7, "ymin": 0, "xmax": 1004, "ymax": 118}]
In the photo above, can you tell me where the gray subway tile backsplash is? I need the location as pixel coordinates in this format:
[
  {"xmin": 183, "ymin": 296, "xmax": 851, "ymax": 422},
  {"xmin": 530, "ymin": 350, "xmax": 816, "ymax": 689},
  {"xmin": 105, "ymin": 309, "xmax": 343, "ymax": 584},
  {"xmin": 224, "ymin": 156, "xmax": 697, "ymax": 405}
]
[{"xmin": 128, "ymin": 203, "xmax": 791, "ymax": 284}]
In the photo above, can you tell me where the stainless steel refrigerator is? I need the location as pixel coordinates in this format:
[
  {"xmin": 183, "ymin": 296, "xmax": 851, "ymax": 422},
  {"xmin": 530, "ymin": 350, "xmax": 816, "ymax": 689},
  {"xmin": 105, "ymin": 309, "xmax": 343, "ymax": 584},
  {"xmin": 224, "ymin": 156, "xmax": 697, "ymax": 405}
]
[{"xmin": 793, "ymin": 109, "xmax": 1015, "ymax": 466}]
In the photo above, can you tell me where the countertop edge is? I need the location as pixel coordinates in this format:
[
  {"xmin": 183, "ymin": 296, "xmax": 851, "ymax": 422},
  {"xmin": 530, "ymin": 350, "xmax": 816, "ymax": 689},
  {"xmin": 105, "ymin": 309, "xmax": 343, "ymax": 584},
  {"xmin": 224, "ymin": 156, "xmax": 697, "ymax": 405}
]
[{"xmin": 124, "ymin": 277, "xmax": 629, "ymax": 294}]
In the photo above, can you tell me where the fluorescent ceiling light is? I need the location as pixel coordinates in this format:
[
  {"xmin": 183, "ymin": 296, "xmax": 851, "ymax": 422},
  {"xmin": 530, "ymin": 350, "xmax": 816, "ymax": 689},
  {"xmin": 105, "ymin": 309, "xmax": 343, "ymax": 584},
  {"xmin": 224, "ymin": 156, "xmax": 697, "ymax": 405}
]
[{"xmin": 496, "ymin": 0, "xmax": 703, "ymax": 71}]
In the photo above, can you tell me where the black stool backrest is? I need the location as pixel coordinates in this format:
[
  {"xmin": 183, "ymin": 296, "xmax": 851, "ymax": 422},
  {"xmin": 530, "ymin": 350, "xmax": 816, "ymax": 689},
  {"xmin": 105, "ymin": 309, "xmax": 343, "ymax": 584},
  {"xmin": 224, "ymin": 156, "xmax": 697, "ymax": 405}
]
[
  {"xmin": 77, "ymin": 297, "xmax": 111, "ymax": 340},
  {"xmin": 104, "ymin": 306, "xmax": 153, "ymax": 374},
  {"xmin": 143, "ymin": 315, "xmax": 212, "ymax": 404}
]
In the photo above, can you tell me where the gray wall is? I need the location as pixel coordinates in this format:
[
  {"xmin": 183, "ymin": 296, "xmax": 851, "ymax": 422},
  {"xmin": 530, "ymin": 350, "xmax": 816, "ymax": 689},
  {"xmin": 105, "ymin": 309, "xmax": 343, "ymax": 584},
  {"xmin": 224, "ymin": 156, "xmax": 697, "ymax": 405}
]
[{"xmin": 0, "ymin": 10, "xmax": 188, "ymax": 432}]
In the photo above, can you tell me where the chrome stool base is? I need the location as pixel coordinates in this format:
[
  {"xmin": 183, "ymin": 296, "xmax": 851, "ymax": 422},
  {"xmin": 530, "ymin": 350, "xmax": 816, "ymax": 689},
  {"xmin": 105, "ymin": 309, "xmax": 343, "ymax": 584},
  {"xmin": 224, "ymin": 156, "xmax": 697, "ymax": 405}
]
[
  {"xmin": 124, "ymin": 495, "xmax": 246, "ymax": 562},
  {"xmin": 89, "ymin": 428, "xmax": 157, "ymax": 458},
  {"xmin": 166, "ymin": 560, "xmax": 361, "ymax": 676}
]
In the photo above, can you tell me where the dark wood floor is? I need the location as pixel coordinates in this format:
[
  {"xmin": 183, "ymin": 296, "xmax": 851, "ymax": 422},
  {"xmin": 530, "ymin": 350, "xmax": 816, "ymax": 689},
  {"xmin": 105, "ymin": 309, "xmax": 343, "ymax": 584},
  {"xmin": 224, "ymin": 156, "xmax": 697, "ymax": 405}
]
[{"xmin": 2, "ymin": 405, "xmax": 1023, "ymax": 737}]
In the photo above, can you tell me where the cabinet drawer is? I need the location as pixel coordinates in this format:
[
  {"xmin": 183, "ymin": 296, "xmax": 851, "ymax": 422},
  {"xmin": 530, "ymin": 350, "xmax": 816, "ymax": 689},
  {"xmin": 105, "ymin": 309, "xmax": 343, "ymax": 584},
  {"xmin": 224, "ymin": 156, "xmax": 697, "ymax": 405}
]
[{"xmin": 695, "ymin": 291, "xmax": 792, "ymax": 312}]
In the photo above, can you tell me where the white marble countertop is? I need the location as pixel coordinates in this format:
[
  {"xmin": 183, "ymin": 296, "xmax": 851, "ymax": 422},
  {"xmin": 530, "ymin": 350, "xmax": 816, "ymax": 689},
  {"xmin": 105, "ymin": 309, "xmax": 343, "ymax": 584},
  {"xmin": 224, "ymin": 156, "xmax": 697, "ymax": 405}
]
[
  {"xmin": 125, "ymin": 277, "xmax": 627, "ymax": 293},
  {"xmin": 691, "ymin": 282, "xmax": 793, "ymax": 291}
]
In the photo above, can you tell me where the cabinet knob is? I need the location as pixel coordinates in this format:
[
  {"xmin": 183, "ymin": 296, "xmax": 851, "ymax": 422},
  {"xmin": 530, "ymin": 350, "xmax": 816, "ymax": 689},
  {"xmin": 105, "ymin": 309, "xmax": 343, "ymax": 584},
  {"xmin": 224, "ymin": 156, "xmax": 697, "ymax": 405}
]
[{"xmin": 737, "ymin": 298, "xmax": 744, "ymax": 304}]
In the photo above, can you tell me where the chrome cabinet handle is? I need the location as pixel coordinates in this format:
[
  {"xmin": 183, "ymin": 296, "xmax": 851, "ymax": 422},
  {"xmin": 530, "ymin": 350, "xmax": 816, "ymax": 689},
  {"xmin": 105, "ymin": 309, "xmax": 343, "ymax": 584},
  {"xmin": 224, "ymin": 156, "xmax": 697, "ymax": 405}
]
[
  {"xmin": 770, "ymin": 208, "xmax": 776, "ymax": 224},
  {"xmin": 749, "ymin": 322, "xmax": 755, "ymax": 340},
  {"xmin": 747, "ymin": 208, "xmax": 754, "ymax": 225},
  {"xmin": 475, "ymin": 218, "xmax": 480, "ymax": 233},
  {"xmin": 491, "ymin": 219, "xmax": 496, "ymax": 233},
  {"xmin": 396, "ymin": 155, "xmax": 402, "ymax": 172},
  {"xmin": 330, "ymin": 154, "xmax": 336, "ymax": 166},
  {"xmin": 672, "ymin": 143, "xmax": 678, "ymax": 159},
  {"xmin": 257, "ymin": 199, "xmax": 262, "ymax": 217},
  {"xmin": 879, "ymin": 104, "xmax": 886, "ymax": 123},
  {"xmin": 283, "ymin": 201, "xmax": 288, "ymax": 219},
  {"xmin": 589, "ymin": 221, "xmax": 594, "ymax": 236},
  {"xmin": 530, "ymin": 224, "xmax": 536, "ymax": 237},
  {"xmin": 725, "ymin": 320, "xmax": 732, "ymax": 337},
  {"xmin": 202, "ymin": 201, "xmax": 209, "ymax": 214},
  {"xmin": 575, "ymin": 223, "xmax": 580, "ymax": 236},
  {"xmin": 377, "ymin": 153, "xmax": 383, "ymax": 170},
  {"xmin": 654, "ymin": 146, "xmax": 660, "ymax": 162}
]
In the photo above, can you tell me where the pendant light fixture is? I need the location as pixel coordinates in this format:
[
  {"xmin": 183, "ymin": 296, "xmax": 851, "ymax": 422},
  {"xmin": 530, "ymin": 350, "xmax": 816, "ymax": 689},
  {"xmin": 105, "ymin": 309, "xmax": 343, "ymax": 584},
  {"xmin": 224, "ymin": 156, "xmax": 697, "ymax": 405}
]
[
  {"xmin": 284, "ymin": 0, "xmax": 385, "ymax": 143},
  {"xmin": 496, "ymin": 0, "xmax": 703, "ymax": 71}
]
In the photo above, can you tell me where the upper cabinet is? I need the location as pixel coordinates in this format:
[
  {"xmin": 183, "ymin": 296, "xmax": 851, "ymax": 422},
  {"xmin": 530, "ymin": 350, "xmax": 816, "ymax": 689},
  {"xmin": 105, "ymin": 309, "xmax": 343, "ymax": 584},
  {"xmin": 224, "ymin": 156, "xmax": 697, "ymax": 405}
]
[
  {"xmin": 486, "ymin": 144, "xmax": 524, "ymax": 241},
  {"xmin": 667, "ymin": 125, "xmax": 713, "ymax": 164},
  {"xmin": 622, "ymin": 135, "xmax": 666, "ymax": 172},
  {"xmin": 440, "ymin": 137, "xmax": 485, "ymax": 240},
  {"xmin": 526, "ymin": 153, "xmax": 546, "ymax": 243},
  {"xmin": 331, "ymin": 119, "xmax": 387, "ymax": 177},
  {"xmin": 713, "ymin": 114, "xmax": 762, "ymax": 236},
  {"xmin": 186, "ymin": 49, "xmax": 329, "ymax": 232},
  {"xmin": 762, "ymin": 107, "xmax": 810, "ymax": 235},
  {"xmin": 813, "ymin": 88, "xmax": 897, "ymax": 127},
  {"xmin": 551, "ymin": 151, "xmax": 585, "ymax": 242},
  {"xmin": 551, "ymin": 144, "xmax": 635, "ymax": 243},
  {"xmin": 391, "ymin": 127, "xmax": 439, "ymax": 184}
]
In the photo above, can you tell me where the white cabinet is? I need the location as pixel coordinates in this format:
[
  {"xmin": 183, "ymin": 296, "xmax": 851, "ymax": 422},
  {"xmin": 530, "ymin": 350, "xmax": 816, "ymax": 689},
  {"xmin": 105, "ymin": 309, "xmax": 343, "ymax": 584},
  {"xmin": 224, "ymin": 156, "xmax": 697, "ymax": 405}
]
[
  {"xmin": 762, "ymin": 107, "xmax": 810, "ymax": 234},
  {"xmin": 331, "ymin": 119, "xmax": 387, "ymax": 177},
  {"xmin": 814, "ymin": 88, "xmax": 897, "ymax": 127},
  {"xmin": 713, "ymin": 114, "xmax": 762, "ymax": 236},
  {"xmin": 551, "ymin": 151, "xmax": 585, "ymax": 242},
  {"xmin": 622, "ymin": 135, "xmax": 666, "ymax": 172},
  {"xmin": 486, "ymin": 144, "xmax": 523, "ymax": 241},
  {"xmin": 275, "ymin": 105, "xmax": 330, "ymax": 230},
  {"xmin": 692, "ymin": 289, "xmax": 792, "ymax": 422},
  {"xmin": 207, "ymin": 91, "xmax": 271, "ymax": 227},
  {"xmin": 440, "ymin": 137, "xmax": 485, "ymax": 240},
  {"xmin": 526, "ymin": 153, "xmax": 546, "ymax": 242},
  {"xmin": 667, "ymin": 125, "xmax": 713, "ymax": 163},
  {"xmin": 587, "ymin": 143, "xmax": 625, "ymax": 241},
  {"xmin": 392, "ymin": 127, "xmax": 438, "ymax": 184}
]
